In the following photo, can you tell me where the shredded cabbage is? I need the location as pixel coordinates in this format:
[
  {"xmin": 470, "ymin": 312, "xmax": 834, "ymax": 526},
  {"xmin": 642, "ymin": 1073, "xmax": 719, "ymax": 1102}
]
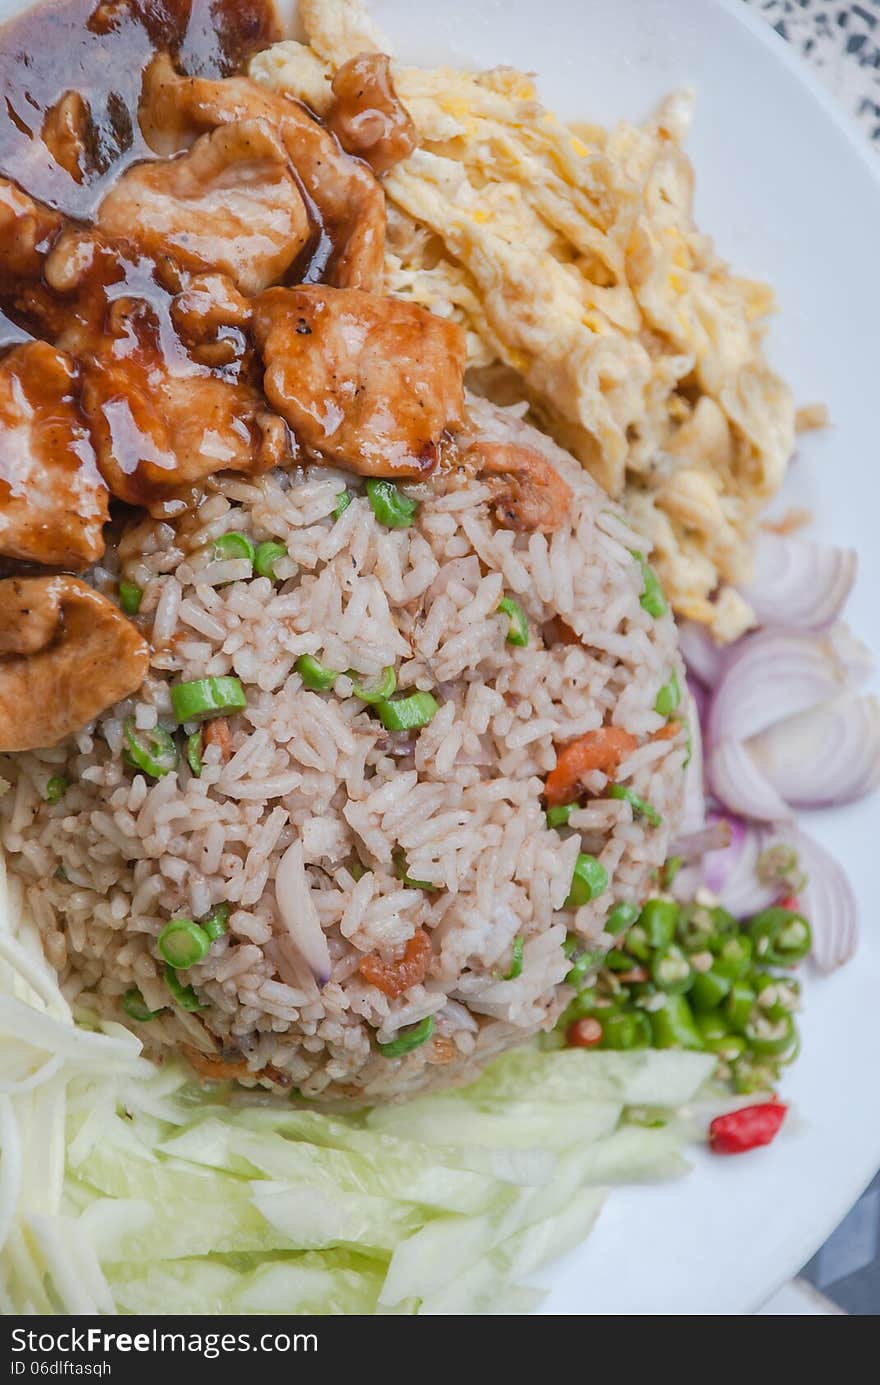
[{"xmin": 0, "ymin": 860, "xmax": 715, "ymax": 1315}]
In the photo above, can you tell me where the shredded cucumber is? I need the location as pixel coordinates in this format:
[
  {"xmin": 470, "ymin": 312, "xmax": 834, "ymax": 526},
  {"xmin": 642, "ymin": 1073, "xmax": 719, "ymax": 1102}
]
[{"xmin": 0, "ymin": 857, "xmax": 716, "ymax": 1317}]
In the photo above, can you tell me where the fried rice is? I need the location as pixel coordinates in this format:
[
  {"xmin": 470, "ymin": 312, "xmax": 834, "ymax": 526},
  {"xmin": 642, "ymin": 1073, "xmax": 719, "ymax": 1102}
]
[{"xmin": 0, "ymin": 397, "xmax": 686, "ymax": 1101}]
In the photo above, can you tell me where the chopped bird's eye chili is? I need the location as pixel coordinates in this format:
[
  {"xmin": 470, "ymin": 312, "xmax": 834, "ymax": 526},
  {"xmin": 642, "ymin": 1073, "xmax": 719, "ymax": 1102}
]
[
  {"xmin": 566, "ymin": 1016, "xmax": 603, "ymax": 1048},
  {"xmin": 564, "ymin": 879, "xmax": 812, "ymax": 1095},
  {"xmin": 709, "ymin": 1102, "xmax": 787, "ymax": 1155}
]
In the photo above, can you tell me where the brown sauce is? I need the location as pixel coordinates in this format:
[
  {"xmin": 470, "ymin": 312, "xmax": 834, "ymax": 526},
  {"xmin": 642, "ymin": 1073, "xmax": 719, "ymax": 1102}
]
[{"xmin": 0, "ymin": 0, "xmax": 279, "ymax": 218}]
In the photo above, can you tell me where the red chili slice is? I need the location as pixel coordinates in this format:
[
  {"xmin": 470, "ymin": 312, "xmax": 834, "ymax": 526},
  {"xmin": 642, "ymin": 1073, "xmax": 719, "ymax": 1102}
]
[{"xmin": 709, "ymin": 1101, "xmax": 787, "ymax": 1155}]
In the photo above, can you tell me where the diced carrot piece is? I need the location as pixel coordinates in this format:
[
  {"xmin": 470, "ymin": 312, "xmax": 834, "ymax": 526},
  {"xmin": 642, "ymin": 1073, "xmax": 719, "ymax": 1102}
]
[
  {"xmin": 204, "ymin": 716, "xmax": 232, "ymax": 761},
  {"xmin": 652, "ymin": 720, "xmax": 681, "ymax": 742},
  {"xmin": 544, "ymin": 727, "xmax": 638, "ymax": 807}
]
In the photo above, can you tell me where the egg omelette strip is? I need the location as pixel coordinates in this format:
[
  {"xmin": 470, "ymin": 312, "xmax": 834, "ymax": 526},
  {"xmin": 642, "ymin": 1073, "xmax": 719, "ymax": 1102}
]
[{"xmin": 252, "ymin": 0, "xmax": 798, "ymax": 641}]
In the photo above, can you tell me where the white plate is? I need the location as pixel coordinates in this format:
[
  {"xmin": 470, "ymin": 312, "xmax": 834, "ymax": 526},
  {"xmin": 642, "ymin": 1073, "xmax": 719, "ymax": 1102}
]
[
  {"xmin": 3, "ymin": 0, "xmax": 880, "ymax": 1317},
  {"xmin": 301, "ymin": 0, "xmax": 880, "ymax": 1315}
]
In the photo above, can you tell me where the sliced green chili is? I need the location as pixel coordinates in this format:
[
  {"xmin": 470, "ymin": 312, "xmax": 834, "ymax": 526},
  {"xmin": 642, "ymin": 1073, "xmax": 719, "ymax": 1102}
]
[
  {"xmin": 202, "ymin": 903, "xmax": 229, "ymax": 942},
  {"xmin": 352, "ymin": 666, "xmax": 397, "ymax": 704},
  {"xmin": 376, "ymin": 692, "xmax": 438, "ymax": 732},
  {"xmin": 366, "ymin": 478, "xmax": 418, "ymax": 529},
  {"xmin": 118, "ymin": 580, "xmax": 143, "ymax": 616},
  {"xmin": 605, "ymin": 900, "xmax": 641, "ymax": 936},
  {"xmin": 724, "ymin": 980, "xmax": 757, "ymax": 1033},
  {"xmin": 604, "ymin": 947, "xmax": 635, "ymax": 972},
  {"xmin": 600, "ymin": 1010, "xmax": 651, "ymax": 1051},
  {"xmin": 565, "ymin": 853, "xmax": 609, "ymax": 908},
  {"xmin": 186, "ymin": 730, "xmax": 203, "ymax": 777},
  {"xmin": 607, "ymin": 783, "xmax": 662, "ymax": 827},
  {"xmin": 497, "ymin": 596, "xmax": 529, "ymax": 648},
  {"xmin": 122, "ymin": 988, "xmax": 161, "ymax": 1023},
  {"xmin": 123, "ymin": 720, "xmax": 179, "ymax": 779},
  {"xmin": 44, "ymin": 775, "xmax": 68, "ymax": 804},
  {"xmin": 639, "ymin": 898, "xmax": 679, "ymax": 949},
  {"xmin": 649, "ymin": 994, "xmax": 704, "ymax": 1050},
  {"xmin": 622, "ymin": 923, "xmax": 651, "ymax": 962},
  {"xmin": 500, "ymin": 935, "xmax": 524, "ymax": 981},
  {"xmin": 546, "ymin": 803, "xmax": 576, "ymax": 830},
  {"xmin": 377, "ymin": 1014, "xmax": 435, "ymax": 1058},
  {"xmin": 164, "ymin": 964, "xmax": 205, "ymax": 1012},
  {"xmin": 650, "ymin": 943, "xmax": 694, "ymax": 995},
  {"xmin": 565, "ymin": 947, "xmax": 600, "ymax": 989},
  {"xmin": 393, "ymin": 849, "xmax": 436, "ymax": 891},
  {"xmin": 712, "ymin": 933, "xmax": 753, "ymax": 980},
  {"xmin": 213, "ymin": 531, "xmax": 255, "ymax": 563},
  {"xmin": 253, "ymin": 541, "xmax": 287, "ymax": 579},
  {"xmin": 170, "ymin": 676, "xmax": 246, "ymax": 724},
  {"xmin": 158, "ymin": 919, "xmax": 211, "ymax": 969},
  {"xmin": 296, "ymin": 655, "xmax": 337, "ymax": 692},
  {"xmin": 748, "ymin": 907, "xmax": 812, "ymax": 965},
  {"xmin": 654, "ymin": 672, "xmax": 681, "ymax": 717},
  {"xmin": 689, "ymin": 967, "xmax": 732, "ymax": 1012},
  {"xmin": 731, "ymin": 1056, "xmax": 778, "ymax": 1096},
  {"xmin": 630, "ymin": 550, "xmax": 668, "ymax": 618},
  {"xmin": 333, "ymin": 490, "xmax": 352, "ymax": 520},
  {"xmin": 661, "ymin": 855, "xmax": 683, "ymax": 889},
  {"xmin": 744, "ymin": 1012, "xmax": 796, "ymax": 1057}
]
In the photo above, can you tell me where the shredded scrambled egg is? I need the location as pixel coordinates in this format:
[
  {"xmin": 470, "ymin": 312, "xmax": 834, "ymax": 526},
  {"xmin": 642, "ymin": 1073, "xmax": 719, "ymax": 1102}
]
[{"xmin": 252, "ymin": 0, "xmax": 798, "ymax": 641}]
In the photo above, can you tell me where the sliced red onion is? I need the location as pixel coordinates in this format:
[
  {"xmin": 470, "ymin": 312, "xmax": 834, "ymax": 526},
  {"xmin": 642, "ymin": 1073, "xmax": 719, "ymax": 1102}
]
[
  {"xmin": 669, "ymin": 819, "xmax": 731, "ymax": 864},
  {"xmin": 702, "ymin": 814, "xmax": 778, "ymax": 918},
  {"xmin": 759, "ymin": 824, "xmax": 859, "ymax": 972},
  {"xmin": 748, "ymin": 694, "xmax": 880, "ymax": 809},
  {"xmin": 275, "ymin": 841, "xmax": 331, "ymax": 986},
  {"xmin": 677, "ymin": 621, "xmax": 725, "ymax": 689},
  {"xmin": 707, "ymin": 739, "xmax": 792, "ymax": 824},
  {"xmin": 739, "ymin": 532, "xmax": 857, "ymax": 631},
  {"xmin": 707, "ymin": 624, "xmax": 873, "ymax": 746},
  {"xmin": 679, "ymin": 683, "xmax": 706, "ymax": 836}
]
